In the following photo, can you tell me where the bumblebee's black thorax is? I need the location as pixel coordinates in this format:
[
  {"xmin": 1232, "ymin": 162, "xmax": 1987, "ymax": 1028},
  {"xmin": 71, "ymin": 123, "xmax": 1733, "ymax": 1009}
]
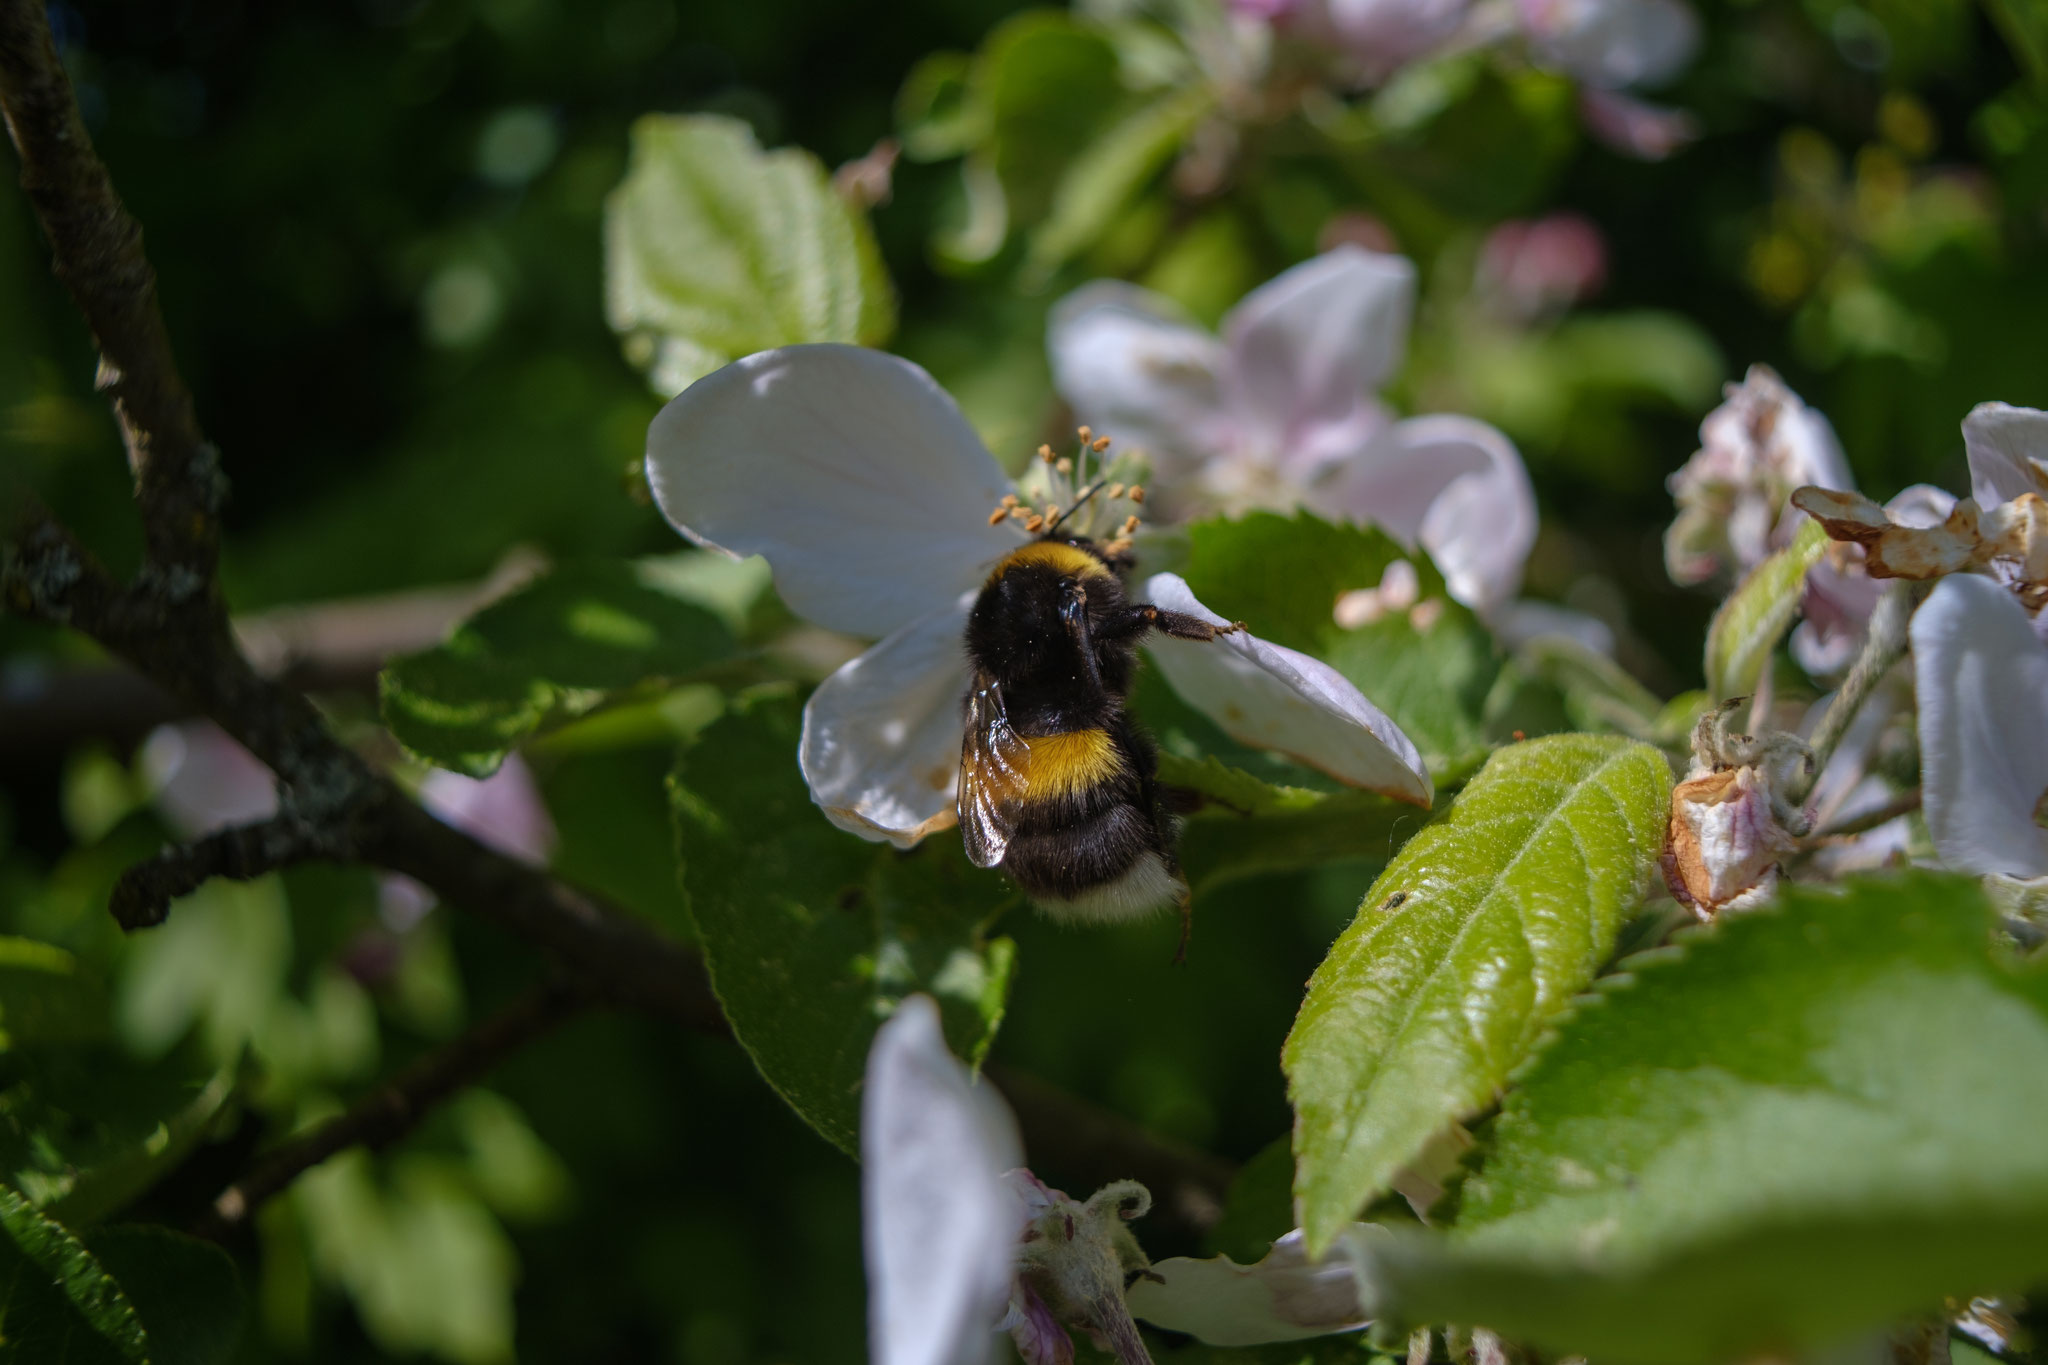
[{"xmin": 965, "ymin": 537, "xmax": 1138, "ymax": 735}]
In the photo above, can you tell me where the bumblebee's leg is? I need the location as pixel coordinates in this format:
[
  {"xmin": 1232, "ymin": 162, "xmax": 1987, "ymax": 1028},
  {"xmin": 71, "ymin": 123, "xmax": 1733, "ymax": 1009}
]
[
  {"xmin": 1094, "ymin": 603, "xmax": 1247, "ymax": 644},
  {"xmin": 1160, "ymin": 783, "xmax": 1251, "ymax": 818}
]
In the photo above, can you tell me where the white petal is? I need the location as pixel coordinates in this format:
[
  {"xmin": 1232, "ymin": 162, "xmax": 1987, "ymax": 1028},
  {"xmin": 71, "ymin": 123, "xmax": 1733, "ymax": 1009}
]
[
  {"xmin": 1139, "ymin": 574, "xmax": 1433, "ymax": 805},
  {"xmin": 1319, "ymin": 415, "xmax": 1536, "ymax": 613},
  {"xmin": 1047, "ymin": 282, "xmax": 1230, "ymax": 483},
  {"xmin": 1523, "ymin": 0, "xmax": 1700, "ymax": 90},
  {"xmin": 1962, "ymin": 402, "xmax": 2048, "ymax": 509},
  {"xmin": 646, "ymin": 345, "xmax": 1019, "ymax": 639},
  {"xmin": 417, "ymin": 756, "xmax": 556, "ymax": 866},
  {"xmin": 1221, "ymin": 247, "xmax": 1415, "ymax": 470},
  {"xmin": 1128, "ymin": 1229, "xmax": 1369, "ymax": 1346},
  {"xmin": 1910, "ymin": 574, "xmax": 2048, "ymax": 880},
  {"xmin": 801, "ymin": 596, "xmax": 974, "ymax": 848},
  {"xmin": 864, "ymin": 996, "xmax": 1024, "ymax": 1365}
]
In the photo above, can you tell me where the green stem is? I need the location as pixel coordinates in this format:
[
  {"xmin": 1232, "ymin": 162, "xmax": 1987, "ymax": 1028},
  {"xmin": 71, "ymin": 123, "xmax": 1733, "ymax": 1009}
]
[{"xmin": 1791, "ymin": 581, "xmax": 1917, "ymax": 806}]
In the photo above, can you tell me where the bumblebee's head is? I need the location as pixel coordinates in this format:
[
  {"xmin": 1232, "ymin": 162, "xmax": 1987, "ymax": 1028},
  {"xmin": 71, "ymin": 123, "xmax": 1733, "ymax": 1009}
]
[{"xmin": 984, "ymin": 427, "xmax": 1149, "ymax": 557}]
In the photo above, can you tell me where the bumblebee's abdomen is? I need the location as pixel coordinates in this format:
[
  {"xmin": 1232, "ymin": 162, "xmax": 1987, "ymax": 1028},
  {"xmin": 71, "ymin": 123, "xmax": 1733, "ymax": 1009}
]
[
  {"xmin": 1002, "ymin": 803, "xmax": 1162, "ymax": 898},
  {"xmin": 1009, "ymin": 728, "xmax": 1126, "ymax": 803}
]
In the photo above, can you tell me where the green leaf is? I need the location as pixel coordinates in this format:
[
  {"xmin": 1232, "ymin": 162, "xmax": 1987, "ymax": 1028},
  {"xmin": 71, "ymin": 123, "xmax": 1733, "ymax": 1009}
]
[
  {"xmin": 1178, "ymin": 512, "xmax": 1501, "ymax": 782},
  {"xmin": 0, "ymin": 940, "xmax": 236, "ymax": 1225},
  {"xmin": 1284, "ymin": 735, "xmax": 1671, "ymax": 1251},
  {"xmin": 1156, "ymin": 752, "xmax": 1428, "ymax": 895},
  {"xmin": 604, "ymin": 114, "xmax": 896, "ymax": 395},
  {"xmin": 1023, "ymin": 84, "xmax": 1213, "ymax": 283},
  {"xmin": 0, "ymin": 1187, "xmax": 147, "ymax": 1364},
  {"xmin": 86, "ymin": 1228, "xmax": 244, "ymax": 1365},
  {"xmin": 381, "ymin": 559, "xmax": 736, "ymax": 777},
  {"xmin": 1363, "ymin": 873, "xmax": 2048, "ymax": 1365},
  {"xmin": 1510, "ymin": 636, "xmax": 1668, "ymax": 744},
  {"xmin": 1703, "ymin": 518, "xmax": 1828, "ymax": 702},
  {"xmin": 1984, "ymin": 0, "xmax": 2048, "ymax": 84},
  {"xmin": 978, "ymin": 14, "xmax": 1123, "ymax": 230},
  {"xmin": 670, "ymin": 694, "xmax": 1017, "ymax": 1154}
]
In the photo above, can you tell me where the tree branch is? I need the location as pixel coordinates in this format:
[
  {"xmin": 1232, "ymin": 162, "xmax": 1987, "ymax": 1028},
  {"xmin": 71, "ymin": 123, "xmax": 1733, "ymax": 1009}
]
[
  {"xmin": 111, "ymin": 812, "xmax": 346, "ymax": 930},
  {"xmin": 194, "ymin": 980, "xmax": 589, "ymax": 1241},
  {"xmin": 0, "ymin": 0, "xmax": 221, "ymax": 587}
]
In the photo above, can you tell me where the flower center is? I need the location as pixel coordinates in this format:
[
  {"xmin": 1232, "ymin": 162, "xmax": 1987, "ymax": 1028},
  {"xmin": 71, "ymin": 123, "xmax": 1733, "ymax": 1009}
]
[{"xmin": 989, "ymin": 427, "xmax": 1149, "ymax": 553}]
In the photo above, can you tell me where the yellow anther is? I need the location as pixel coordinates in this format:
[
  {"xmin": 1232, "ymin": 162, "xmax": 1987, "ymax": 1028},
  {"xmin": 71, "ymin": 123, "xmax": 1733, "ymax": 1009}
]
[
  {"xmin": 988, "ymin": 508, "xmax": 1008, "ymax": 526},
  {"xmin": 1128, "ymin": 485, "xmax": 1146, "ymax": 504},
  {"xmin": 1044, "ymin": 504, "xmax": 1062, "ymax": 524},
  {"xmin": 1106, "ymin": 483, "xmax": 1125, "ymax": 501},
  {"xmin": 1038, "ymin": 444, "xmax": 1055, "ymax": 463},
  {"xmin": 1025, "ymin": 515, "xmax": 1046, "ymax": 533},
  {"xmin": 1120, "ymin": 515, "xmax": 1140, "ymax": 535},
  {"xmin": 1009, "ymin": 506, "xmax": 1032, "ymax": 522},
  {"xmin": 1055, "ymin": 457, "xmax": 1073, "ymax": 475},
  {"xmin": 1001, "ymin": 493, "xmax": 1020, "ymax": 508},
  {"xmin": 1091, "ymin": 436, "xmax": 1111, "ymax": 452},
  {"xmin": 1077, "ymin": 425, "xmax": 1093, "ymax": 442}
]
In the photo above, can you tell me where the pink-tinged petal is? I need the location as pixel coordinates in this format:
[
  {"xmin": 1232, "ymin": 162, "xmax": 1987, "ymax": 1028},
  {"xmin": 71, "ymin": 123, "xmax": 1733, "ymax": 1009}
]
[
  {"xmin": 801, "ymin": 596, "xmax": 974, "ymax": 847},
  {"xmin": 1576, "ymin": 88, "xmax": 1698, "ymax": 161},
  {"xmin": 1221, "ymin": 247, "xmax": 1416, "ymax": 467},
  {"xmin": 647, "ymin": 345, "xmax": 1020, "ymax": 640},
  {"xmin": 1000, "ymin": 1283, "xmax": 1075, "ymax": 1365},
  {"xmin": 1138, "ymin": 574, "xmax": 1433, "ymax": 806},
  {"xmin": 416, "ymin": 755, "xmax": 556, "ymax": 866},
  {"xmin": 1127, "ymin": 1229, "xmax": 1369, "ymax": 1345},
  {"xmin": 1521, "ymin": 0, "xmax": 1699, "ymax": 89},
  {"xmin": 1962, "ymin": 402, "xmax": 2048, "ymax": 509},
  {"xmin": 864, "ymin": 996, "xmax": 1024, "ymax": 1365},
  {"xmin": 1047, "ymin": 282, "xmax": 1231, "ymax": 485},
  {"xmin": 139, "ymin": 721, "xmax": 280, "ymax": 839},
  {"xmin": 1910, "ymin": 574, "xmax": 2048, "ymax": 880},
  {"xmin": 1320, "ymin": 416, "xmax": 1535, "ymax": 613},
  {"xmin": 1287, "ymin": 0, "xmax": 1474, "ymax": 85}
]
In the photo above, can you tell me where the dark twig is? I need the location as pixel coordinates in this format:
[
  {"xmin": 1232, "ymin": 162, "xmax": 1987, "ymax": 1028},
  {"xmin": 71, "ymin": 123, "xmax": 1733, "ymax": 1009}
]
[
  {"xmin": 194, "ymin": 980, "xmax": 589, "ymax": 1241},
  {"xmin": 111, "ymin": 813, "xmax": 346, "ymax": 930}
]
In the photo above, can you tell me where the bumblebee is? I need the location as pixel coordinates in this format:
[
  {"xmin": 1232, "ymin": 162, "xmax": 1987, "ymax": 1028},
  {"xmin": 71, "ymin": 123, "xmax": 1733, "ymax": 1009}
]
[{"xmin": 957, "ymin": 528, "xmax": 1239, "ymax": 955}]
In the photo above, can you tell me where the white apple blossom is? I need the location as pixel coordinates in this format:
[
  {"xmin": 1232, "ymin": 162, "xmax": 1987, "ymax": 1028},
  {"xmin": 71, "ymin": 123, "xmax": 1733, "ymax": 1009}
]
[
  {"xmin": 862, "ymin": 996, "xmax": 1022, "ymax": 1365},
  {"xmin": 1793, "ymin": 402, "xmax": 2048, "ymax": 645},
  {"xmin": 645, "ymin": 344, "xmax": 1432, "ymax": 849},
  {"xmin": 1909, "ymin": 573, "xmax": 2048, "ymax": 893},
  {"xmin": 861, "ymin": 996, "xmax": 1372, "ymax": 1365},
  {"xmin": 1241, "ymin": 0, "xmax": 1474, "ymax": 86},
  {"xmin": 1048, "ymin": 247, "xmax": 1536, "ymax": 619},
  {"xmin": 1665, "ymin": 365, "xmax": 1853, "ymax": 588}
]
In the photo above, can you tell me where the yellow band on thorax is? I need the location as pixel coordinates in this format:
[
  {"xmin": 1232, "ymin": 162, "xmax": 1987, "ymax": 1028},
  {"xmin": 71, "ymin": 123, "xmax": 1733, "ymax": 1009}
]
[
  {"xmin": 986, "ymin": 540, "xmax": 1112, "ymax": 585},
  {"xmin": 1017, "ymin": 728, "xmax": 1123, "ymax": 800}
]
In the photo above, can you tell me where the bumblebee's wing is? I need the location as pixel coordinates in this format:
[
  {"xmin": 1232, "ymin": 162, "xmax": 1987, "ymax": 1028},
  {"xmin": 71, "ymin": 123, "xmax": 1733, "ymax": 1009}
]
[{"xmin": 958, "ymin": 677, "xmax": 1029, "ymax": 869}]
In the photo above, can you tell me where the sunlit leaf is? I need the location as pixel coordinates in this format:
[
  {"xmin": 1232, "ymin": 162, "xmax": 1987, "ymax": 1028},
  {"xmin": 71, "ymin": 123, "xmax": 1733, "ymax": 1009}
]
[
  {"xmin": 0, "ymin": 1187, "xmax": 147, "ymax": 1364},
  {"xmin": 1703, "ymin": 518, "xmax": 1828, "ymax": 701},
  {"xmin": 605, "ymin": 113, "xmax": 896, "ymax": 395},
  {"xmin": 670, "ymin": 694, "xmax": 1017, "ymax": 1154},
  {"xmin": 1360, "ymin": 874, "xmax": 2048, "ymax": 1365},
  {"xmin": 1286, "ymin": 735, "xmax": 1671, "ymax": 1251},
  {"xmin": 1024, "ymin": 84, "xmax": 1213, "ymax": 283},
  {"xmin": 381, "ymin": 559, "xmax": 736, "ymax": 777},
  {"xmin": 1178, "ymin": 512, "xmax": 1500, "ymax": 781}
]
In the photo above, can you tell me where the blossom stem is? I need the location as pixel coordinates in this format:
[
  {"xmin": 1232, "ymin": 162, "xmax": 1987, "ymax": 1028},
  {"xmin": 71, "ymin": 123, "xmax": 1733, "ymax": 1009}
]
[
  {"xmin": 1808, "ymin": 787, "xmax": 1921, "ymax": 842},
  {"xmin": 1791, "ymin": 582, "xmax": 1917, "ymax": 806}
]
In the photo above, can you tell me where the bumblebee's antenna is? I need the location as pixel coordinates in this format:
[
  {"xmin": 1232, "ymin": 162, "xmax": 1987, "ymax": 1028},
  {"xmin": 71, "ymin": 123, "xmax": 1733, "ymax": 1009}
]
[{"xmin": 1045, "ymin": 477, "xmax": 1109, "ymax": 534}]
